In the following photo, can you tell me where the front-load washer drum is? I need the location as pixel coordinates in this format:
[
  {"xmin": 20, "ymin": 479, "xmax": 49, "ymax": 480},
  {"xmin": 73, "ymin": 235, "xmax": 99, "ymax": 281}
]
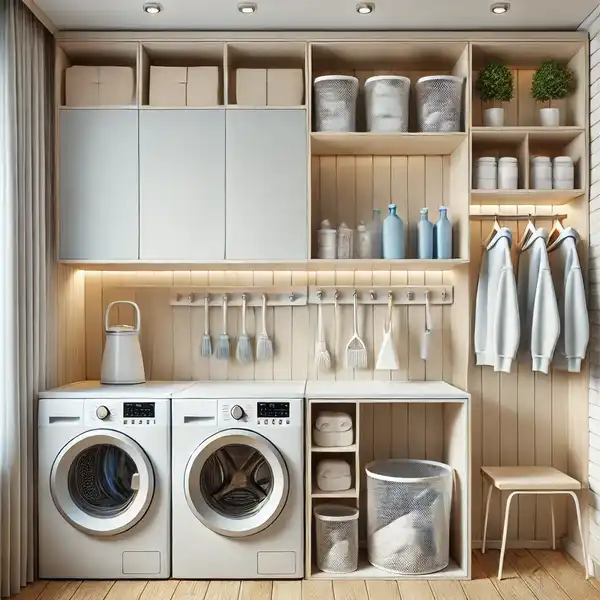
[
  {"xmin": 185, "ymin": 429, "xmax": 289, "ymax": 537},
  {"xmin": 50, "ymin": 430, "xmax": 155, "ymax": 536}
]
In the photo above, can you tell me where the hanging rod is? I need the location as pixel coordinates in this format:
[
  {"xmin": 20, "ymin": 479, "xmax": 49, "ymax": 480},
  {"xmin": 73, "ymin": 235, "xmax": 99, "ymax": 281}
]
[
  {"xmin": 169, "ymin": 287, "xmax": 307, "ymax": 307},
  {"xmin": 469, "ymin": 213, "xmax": 568, "ymax": 221},
  {"xmin": 307, "ymin": 285, "xmax": 453, "ymax": 306}
]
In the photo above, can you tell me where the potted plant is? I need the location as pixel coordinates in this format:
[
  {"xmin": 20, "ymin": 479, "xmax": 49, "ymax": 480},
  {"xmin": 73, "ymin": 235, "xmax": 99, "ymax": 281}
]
[
  {"xmin": 531, "ymin": 60, "xmax": 574, "ymax": 126},
  {"xmin": 476, "ymin": 62, "xmax": 514, "ymax": 127}
]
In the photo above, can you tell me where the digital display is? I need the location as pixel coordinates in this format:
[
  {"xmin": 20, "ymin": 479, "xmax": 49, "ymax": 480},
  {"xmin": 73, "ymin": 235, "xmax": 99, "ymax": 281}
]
[
  {"xmin": 124, "ymin": 402, "xmax": 155, "ymax": 418},
  {"xmin": 258, "ymin": 402, "xmax": 290, "ymax": 418}
]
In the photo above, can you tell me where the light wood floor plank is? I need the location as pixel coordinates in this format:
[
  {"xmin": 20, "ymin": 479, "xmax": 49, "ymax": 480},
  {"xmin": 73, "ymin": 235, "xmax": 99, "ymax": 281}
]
[
  {"xmin": 460, "ymin": 553, "xmax": 505, "ymax": 600},
  {"xmin": 70, "ymin": 581, "xmax": 115, "ymax": 600},
  {"xmin": 172, "ymin": 581, "xmax": 210, "ymax": 600},
  {"xmin": 397, "ymin": 581, "xmax": 434, "ymax": 600},
  {"xmin": 302, "ymin": 581, "xmax": 334, "ymax": 600},
  {"xmin": 429, "ymin": 580, "xmax": 467, "ymax": 600},
  {"xmin": 474, "ymin": 550, "xmax": 537, "ymax": 600},
  {"xmin": 140, "ymin": 581, "xmax": 180, "ymax": 600},
  {"xmin": 239, "ymin": 581, "xmax": 272, "ymax": 600},
  {"xmin": 272, "ymin": 581, "xmax": 301, "ymax": 600},
  {"xmin": 506, "ymin": 550, "xmax": 570, "ymax": 600},
  {"xmin": 18, "ymin": 580, "xmax": 50, "ymax": 600},
  {"xmin": 563, "ymin": 552, "xmax": 600, "ymax": 593},
  {"xmin": 104, "ymin": 581, "xmax": 148, "ymax": 600},
  {"xmin": 365, "ymin": 581, "xmax": 400, "ymax": 600},
  {"xmin": 204, "ymin": 581, "xmax": 241, "ymax": 600},
  {"xmin": 332, "ymin": 581, "xmax": 368, "ymax": 600},
  {"xmin": 38, "ymin": 581, "xmax": 83, "ymax": 600},
  {"xmin": 531, "ymin": 550, "xmax": 600, "ymax": 600}
]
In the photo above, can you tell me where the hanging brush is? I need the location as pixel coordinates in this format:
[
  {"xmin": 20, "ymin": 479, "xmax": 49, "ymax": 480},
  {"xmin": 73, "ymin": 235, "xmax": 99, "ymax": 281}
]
[
  {"xmin": 256, "ymin": 294, "xmax": 273, "ymax": 362},
  {"xmin": 345, "ymin": 291, "xmax": 368, "ymax": 370},
  {"xmin": 216, "ymin": 295, "xmax": 230, "ymax": 361},
  {"xmin": 200, "ymin": 295, "xmax": 212, "ymax": 358},
  {"xmin": 236, "ymin": 293, "xmax": 253, "ymax": 363},
  {"xmin": 315, "ymin": 294, "xmax": 332, "ymax": 371}
]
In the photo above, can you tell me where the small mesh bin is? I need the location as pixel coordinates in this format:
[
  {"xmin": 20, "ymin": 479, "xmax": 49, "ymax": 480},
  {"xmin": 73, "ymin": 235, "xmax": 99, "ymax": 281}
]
[
  {"xmin": 314, "ymin": 75, "xmax": 359, "ymax": 132},
  {"xmin": 415, "ymin": 75, "xmax": 463, "ymax": 132},
  {"xmin": 314, "ymin": 504, "xmax": 359, "ymax": 574},
  {"xmin": 366, "ymin": 459, "xmax": 452, "ymax": 575},
  {"xmin": 365, "ymin": 76, "xmax": 411, "ymax": 132}
]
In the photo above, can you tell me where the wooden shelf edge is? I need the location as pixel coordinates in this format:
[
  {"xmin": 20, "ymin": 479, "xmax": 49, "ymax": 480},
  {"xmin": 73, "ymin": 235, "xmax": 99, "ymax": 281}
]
[
  {"xmin": 311, "ymin": 444, "xmax": 357, "ymax": 453},
  {"xmin": 311, "ymin": 486, "xmax": 358, "ymax": 499},
  {"xmin": 470, "ymin": 189, "xmax": 585, "ymax": 206}
]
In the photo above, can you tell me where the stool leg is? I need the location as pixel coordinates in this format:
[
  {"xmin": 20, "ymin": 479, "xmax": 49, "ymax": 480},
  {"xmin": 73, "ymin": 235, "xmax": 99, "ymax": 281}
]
[
  {"xmin": 482, "ymin": 481, "xmax": 494, "ymax": 554},
  {"xmin": 498, "ymin": 492, "xmax": 518, "ymax": 581},
  {"xmin": 550, "ymin": 497, "xmax": 556, "ymax": 551},
  {"xmin": 568, "ymin": 491, "xmax": 590, "ymax": 579}
]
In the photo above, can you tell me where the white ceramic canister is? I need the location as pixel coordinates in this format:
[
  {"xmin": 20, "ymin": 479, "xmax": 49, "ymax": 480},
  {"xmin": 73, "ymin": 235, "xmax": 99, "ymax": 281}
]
[
  {"xmin": 356, "ymin": 222, "xmax": 371, "ymax": 259},
  {"xmin": 337, "ymin": 222, "xmax": 354, "ymax": 259},
  {"xmin": 552, "ymin": 156, "xmax": 574, "ymax": 190},
  {"xmin": 531, "ymin": 156, "xmax": 553, "ymax": 190},
  {"xmin": 498, "ymin": 157, "xmax": 519, "ymax": 190},
  {"xmin": 475, "ymin": 156, "xmax": 497, "ymax": 190},
  {"xmin": 318, "ymin": 219, "xmax": 337, "ymax": 259}
]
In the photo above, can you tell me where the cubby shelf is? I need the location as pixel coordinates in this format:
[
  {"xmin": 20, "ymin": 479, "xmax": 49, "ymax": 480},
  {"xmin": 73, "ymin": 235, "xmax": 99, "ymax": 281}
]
[
  {"xmin": 471, "ymin": 126, "xmax": 585, "ymax": 144},
  {"xmin": 311, "ymin": 445, "xmax": 357, "ymax": 453},
  {"xmin": 311, "ymin": 486, "xmax": 358, "ymax": 499},
  {"xmin": 471, "ymin": 189, "xmax": 585, "ymax": 205}
]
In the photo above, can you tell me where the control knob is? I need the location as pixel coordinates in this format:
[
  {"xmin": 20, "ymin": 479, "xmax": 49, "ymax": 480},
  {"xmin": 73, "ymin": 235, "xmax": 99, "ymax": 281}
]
[
  {"xmin": 230, "ymin": 405, "xmax": 245, "ymax": 421},
  {"xmin": 96, "ymin": 405, "xmax": 110, "ymax": 420}
]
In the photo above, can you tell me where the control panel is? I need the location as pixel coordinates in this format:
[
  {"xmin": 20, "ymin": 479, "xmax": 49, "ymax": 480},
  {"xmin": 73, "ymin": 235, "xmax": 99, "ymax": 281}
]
[
  {"xmin": 257, "ymin": 402, "xmax": 291, "ymax": 426},
  {"xmin": 123, "ymin": 402, "xmax": 156, "ymax": 425}
]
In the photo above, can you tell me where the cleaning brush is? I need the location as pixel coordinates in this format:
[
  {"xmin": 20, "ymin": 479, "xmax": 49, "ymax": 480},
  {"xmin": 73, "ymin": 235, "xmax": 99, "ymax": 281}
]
[
  {"xmin": 216, "ymin": 295, "xmax": 230, "ymax": 361},
  {"xmin": 256, "ymin": 294, "xmax": 273, "ymax": 361},
  {"xmin": 315, "ymin": 298, "xmax": 332, "ymax": 370},
  {"xmin": 345, "ymin": 292, "xmax": 368, "ymax": 370},
  {"xmin": 200, "ymin": 295, "xmax": 212, "ymax": 358},
  {"xmin": 236, "ymin": 293, "xmax": 253, "ymax": 363}
]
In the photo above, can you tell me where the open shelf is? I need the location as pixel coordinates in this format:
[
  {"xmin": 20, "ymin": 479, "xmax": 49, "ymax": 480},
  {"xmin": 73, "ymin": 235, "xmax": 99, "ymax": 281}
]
[
  {"xmin": 311, "ymin": 132, "xmax": 467, "ymax": 156},
  {"xmin": 472, "ymin": 126, "xmax": 585, "ymax": 144},
  {"xmin": 311, "ymin": 486, "xmax": 358, "ymax": 499},
  {"xmin": 471, "ymin": 189, "xmax": 585, "ymax": 205},
  {"xmin": 311, "ymin": 444, "xmax": 357, "ymax": 453},
  {"xmin": 308, "ymin": 259, "xmax": 469, "ymax": 271}
]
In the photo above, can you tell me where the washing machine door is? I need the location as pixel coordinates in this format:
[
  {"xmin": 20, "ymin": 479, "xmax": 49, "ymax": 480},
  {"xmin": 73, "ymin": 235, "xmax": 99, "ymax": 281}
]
[
  {"xmin": 50, "ymin": 430, "xmax": 155, "ymax": 536},
  {"xmin": 185, "ymin": 429, "xmax": 289, "ymax": 537}
]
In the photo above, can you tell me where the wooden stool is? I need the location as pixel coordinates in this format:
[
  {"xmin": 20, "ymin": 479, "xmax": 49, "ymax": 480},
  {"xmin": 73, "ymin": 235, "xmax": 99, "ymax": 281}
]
[{"xmin": 480, "ymin": 466, "xmax": 589, "ymax": 580}]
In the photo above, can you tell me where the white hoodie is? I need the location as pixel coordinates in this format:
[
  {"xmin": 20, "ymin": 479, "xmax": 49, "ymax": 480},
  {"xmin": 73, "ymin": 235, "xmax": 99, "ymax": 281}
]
[
  {"xmin": 547, "ymin": 227, "xmax": 589, "ymax": 372},
  {"xmin": 475, "ymin": 227, "xmax": 520, "ymax": 373},
  {"xmin": 517, "ymin": 228, "xmax": 560, "ymax": 374}
]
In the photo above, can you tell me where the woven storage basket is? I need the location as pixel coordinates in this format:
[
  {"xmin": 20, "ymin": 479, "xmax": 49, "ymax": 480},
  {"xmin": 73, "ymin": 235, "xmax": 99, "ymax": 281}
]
[
  {"xmin": 314, "ymin": 75, "xmax": 359, "ymax": 132},
  {"xmin": 365, "ymin": 75, "xmax": 411, "ymax": 132},
  {"xmin": 415, "ymin": 75, "xmax": 463, "ymax": 132}
]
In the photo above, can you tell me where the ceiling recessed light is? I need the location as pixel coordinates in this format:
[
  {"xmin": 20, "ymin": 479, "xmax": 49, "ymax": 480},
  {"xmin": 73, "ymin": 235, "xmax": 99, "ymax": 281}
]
[
  {"xmin": 143, "ymin": 2, "xmax": 162, "ymax": 13},
  {"xmin": 491, "ymin": 2, "xmax": 509, "ymax": 14},
  {"xmin": 238, "ymin": 2, "xmax": 257, "ymax": 13},
  {"xmin": 356, "ymin": 2, "xmax": 374, "ymax": 14}
]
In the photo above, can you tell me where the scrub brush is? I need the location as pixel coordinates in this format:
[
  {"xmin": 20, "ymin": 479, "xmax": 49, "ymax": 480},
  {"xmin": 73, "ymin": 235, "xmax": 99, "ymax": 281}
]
[
  {"xmin": 256, "ymin": 294, "xmax": 273, "ymax": 361},
  {"xmin": 216, "ymin": 295, "xmax": 230, "ymax": 360},
  {"xmin": 236, "ymin": 293, "xmax": 253, "ymax": 363},
  {"xmin": 315, "ymin": 298, "xmax": 331, "ymax": 370},
  {"xmin": 200, "ymin": 295, "xmax": 212, "ymax": 358}
]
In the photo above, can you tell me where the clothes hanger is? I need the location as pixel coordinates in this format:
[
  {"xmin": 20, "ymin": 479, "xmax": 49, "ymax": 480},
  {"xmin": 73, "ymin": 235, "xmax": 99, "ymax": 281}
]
[
  {"xmin": 482, "ymin": 215, "xmax": 501, "ymax": 249},
  {"xmin": 518, "ymin": 214, "xmax": 537, "ymax": 250},
  {"xmin": 547, "ymin": 215, "xmax": 565, "ymax": 250}
]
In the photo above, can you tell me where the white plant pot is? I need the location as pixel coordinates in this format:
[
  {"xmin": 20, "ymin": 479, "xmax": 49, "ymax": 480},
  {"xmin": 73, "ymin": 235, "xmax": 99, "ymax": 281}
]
[
  {"xmin": 484, "ymin": 107, "xmax": 505, "ymax": 127},
  {"xmin": 540, "ymin": 107, "xmax": 560, "ymax": 127}
]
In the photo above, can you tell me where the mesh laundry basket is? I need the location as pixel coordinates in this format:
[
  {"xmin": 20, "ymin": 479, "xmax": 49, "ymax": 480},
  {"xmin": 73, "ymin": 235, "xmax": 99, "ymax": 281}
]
[
  {"xmin": 366, "ymin": 459, "xmax": 452, "ymax": 575},
  {"xmin": 415, "ymin": 75, "xmax": 463, "ymax": 132},
  {"xmin": 314, "ymin": 504, "xmax": 359, "ymax": 574},
  {"xmin": 314, "ymin": 75, "xmax": 359, "ymax": 132},
  {"xmin": 365, "ymin": 76, "xmax": 411, "ymax": 132}
]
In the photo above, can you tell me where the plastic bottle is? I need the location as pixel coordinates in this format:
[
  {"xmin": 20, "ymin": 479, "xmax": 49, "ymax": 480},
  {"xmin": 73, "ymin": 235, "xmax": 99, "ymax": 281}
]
[
  {"xmin": 356, "ymin": 222, "xmax": 371, "ymax": 259},
  {"xmin": 434, "ymin": 206, "xmax": 452, "ymax": 259},
  {"xmin": 417, "ymin": 208, "xmax": 434, "ymax": 259},
  {"xmin": 368, "ymin": 208, "xmax": 383, "ymax": 259},
  {"xmin": 382, "ymin": 204, "xmax": 405, "ymax": 259}
]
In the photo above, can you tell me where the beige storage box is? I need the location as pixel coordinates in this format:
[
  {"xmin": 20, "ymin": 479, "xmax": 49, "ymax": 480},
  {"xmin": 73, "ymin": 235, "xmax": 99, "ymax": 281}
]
[
  {"xmin": 316, "ymin": 459, "xmax": 352, "ymax": 492},
  {"xmin": 65, "ymin": 66, "xmax": 135, "ymax": 106},
  {"xmin": 149, "ymin": 66, "xmax": 187, "ymax": 106},
  {"xmin": 236, "ymin": 68, "xmax": 267, "ymax": 106},
  {"xmin": 187, "ymin": 67, "xmax": 220, "ymax": 106},
  {"xmin": 313, "ymin": 411, "xmax": 354, "ymax": 448},
  {"xmin": 267, "ymin": 69, "xmax": 304, "ymax": 106}
]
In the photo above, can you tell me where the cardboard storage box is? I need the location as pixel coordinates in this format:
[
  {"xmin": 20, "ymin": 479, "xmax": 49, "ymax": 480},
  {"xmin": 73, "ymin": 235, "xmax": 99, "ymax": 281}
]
[
  {"xmin": 65, "ymin": 66, "xmax": 135, "ymax": 106},
  {"xmin": 187, "ymin": 66, "xmax": 220, "ymax": 106},
  {"xmin": 267, "ymin": 69, "xmax": 304, "ymax": 106},
  {"xmin": 236, "ymin": 68, "xmax": 267, "ymax": 106},
  {"xmin": 149, "ymin": 66, "xmax": 187, "ymax": 107}
]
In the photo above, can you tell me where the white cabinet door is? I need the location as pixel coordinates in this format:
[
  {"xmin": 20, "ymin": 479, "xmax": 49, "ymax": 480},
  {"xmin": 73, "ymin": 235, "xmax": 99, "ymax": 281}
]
[
  {"xmin": 139, "ymin": 109, "xmax": 226, "ymax": 261},
  {"xmin": 59, "ymin": 109, "xmax": 139, "ymax": 260},
  {"xmin": 225, "ymin": 109, "xmax": 308, "ymax": 261}
]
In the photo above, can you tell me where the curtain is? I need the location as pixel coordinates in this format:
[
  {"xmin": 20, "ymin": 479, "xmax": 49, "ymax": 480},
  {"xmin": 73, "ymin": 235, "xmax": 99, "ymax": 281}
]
[{"xmin": 0, "ymin": 0, "xmax": 54, "ymax": 596}]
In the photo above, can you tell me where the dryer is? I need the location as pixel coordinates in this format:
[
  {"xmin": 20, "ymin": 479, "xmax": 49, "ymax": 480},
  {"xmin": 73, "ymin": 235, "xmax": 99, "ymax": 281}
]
[
  {"xmin": 172, "ymin": 381, "xmax": 305, "ymax": 579},
  {"xmin": 38, "ymin": 381, "xmax": 191, "ymax": 579}
]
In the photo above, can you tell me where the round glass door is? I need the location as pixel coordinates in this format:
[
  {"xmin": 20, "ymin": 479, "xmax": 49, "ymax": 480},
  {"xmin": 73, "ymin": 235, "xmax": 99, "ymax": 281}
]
[
  {"xmin": 50, "ymin": 430, "xmax": 154, "ymax": 536},
  {"xmin": 185, "ymin": 429, "xmax": 289, "ymax": 537}
]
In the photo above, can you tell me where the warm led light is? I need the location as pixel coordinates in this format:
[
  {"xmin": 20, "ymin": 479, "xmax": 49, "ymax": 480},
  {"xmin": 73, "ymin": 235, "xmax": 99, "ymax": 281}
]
[
  {"xmin": 356, "ymin": 2, "xmax": 374, "ymax": 14},
  {"xmin": 491, "ymin": 2, "xmax": 509, "ymax": 14},
  {"xmin": 238, "ymin": 2, "xmax": 257, "ymax": 13},
  {"xmin": 143, "ymin": 2, "xmax": 162, "ymax": 13}
]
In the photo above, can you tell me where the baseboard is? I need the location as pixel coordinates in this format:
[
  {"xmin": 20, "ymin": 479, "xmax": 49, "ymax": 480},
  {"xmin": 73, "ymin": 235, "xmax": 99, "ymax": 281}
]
[
  {"xmin": 471, "ymin": 539, "xmax": 555, "ymax": 550},
  {"xmin": 563, "ymin": 537, "xmax": 591, "ymax": 572}
]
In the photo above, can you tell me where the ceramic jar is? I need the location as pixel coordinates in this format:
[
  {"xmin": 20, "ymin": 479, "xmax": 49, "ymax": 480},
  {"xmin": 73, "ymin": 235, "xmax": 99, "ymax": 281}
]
[
  {"xmin": 337, "ymin": 223, "xmax": 354, "ymax": 259},
  {"xmin": 552, "ymin": 156, "xmax": 574, "ymax": 190},
  {"xmin": 318, "ymin": 220, "xmax": 337, "ymax": 259},
  {"xmin": 531, "ymin": 156, "xmax": 553, "ymax": 190},
  {"xmin": 475, "ymin": 156, "xmax": 498, "ymax": 190},
  {"xmin": 498, "ymin": 157, "xmax": 519, "ymax": 190}
]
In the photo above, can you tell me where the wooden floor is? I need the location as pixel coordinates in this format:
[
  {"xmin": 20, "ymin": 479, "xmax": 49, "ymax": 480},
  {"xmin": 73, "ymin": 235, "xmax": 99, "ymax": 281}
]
[{"xmin": 18, "ymin": 551, "xmax": 600, "ymax": 600}]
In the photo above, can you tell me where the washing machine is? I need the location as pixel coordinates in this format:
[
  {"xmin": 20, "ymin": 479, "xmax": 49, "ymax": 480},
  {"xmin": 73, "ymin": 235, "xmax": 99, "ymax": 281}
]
[
  {"xmin": 38, "ymin": 381, "xmax": 192, "ymax": 579},
  {"xmin": 172, "ymin": 381, "xmax": 306, "ymax": 579}
]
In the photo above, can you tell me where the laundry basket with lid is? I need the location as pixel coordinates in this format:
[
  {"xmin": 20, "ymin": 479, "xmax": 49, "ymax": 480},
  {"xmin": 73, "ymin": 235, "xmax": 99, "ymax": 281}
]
[
  {"xmin": 314, "ymin": 504, "xmax": 359, "ymax": 574},
  {"xmin": 366, "ymin": 458, "xmax": 453, "ymax": 575}
]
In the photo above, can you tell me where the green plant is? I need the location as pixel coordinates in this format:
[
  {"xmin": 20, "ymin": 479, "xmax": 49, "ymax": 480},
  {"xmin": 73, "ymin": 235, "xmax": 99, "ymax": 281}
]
[
  {"xmin": 531, "ymin": 60, "xmax": 574, "ymax": 103},
  {"xmin": 476, "ymin": 62, "xmax": 514, "ymax": 103}
]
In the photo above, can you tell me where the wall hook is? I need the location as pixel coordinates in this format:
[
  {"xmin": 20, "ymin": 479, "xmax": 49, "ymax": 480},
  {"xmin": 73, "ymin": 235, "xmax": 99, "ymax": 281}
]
[
  {"xmin": 333, "ymin": 290, "xmax": 339, "ymax": 301},
  {"xmin": 317, "ymin": 290, "xmax": 323, "ymax": 301},
  {"xmin": 188, "ymin": 293, "xmax": 196, "ymax": 304},
  {"xmin": 407, "ymin": 292, "xmax": 414, "ymax": 301},
  {"xmin": 370, "ymin": 291, "xmax": 377, "ymax": 301},
  {"xmin": 442, "ymin": 291, "xmax": 447, "ymax": 301},
  {"xmin": 290, "ymin": 293, "xmax": 296, "ymax": 303}
]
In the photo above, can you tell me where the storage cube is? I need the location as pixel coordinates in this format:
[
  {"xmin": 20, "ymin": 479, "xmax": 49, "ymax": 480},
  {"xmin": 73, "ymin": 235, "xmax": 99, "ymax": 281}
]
[
  {"xmin": 267, "ymin": 69, "xmax": 304, "ymax": 106},
  {"xmin": 187, "ymin": 67, "xmax": 220, "ymax": 106},
  {"xmin": 149, "ymin": 66, "xmax": 187, "ymax": 107},
  {"xmin": 65, "ymin": 66, "xmax": 135, "ymax": 107},
  {"xmin": 236, "ymin": 68, "xmax": 267, "ymax": 106}
]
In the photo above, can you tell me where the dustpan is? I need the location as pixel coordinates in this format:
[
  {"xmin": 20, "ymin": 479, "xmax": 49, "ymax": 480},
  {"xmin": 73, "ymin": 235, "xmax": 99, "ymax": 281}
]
[
  {"xmin": 420, "ymin": 292, "xmax": 432, "ymax": 361},
  {"xmin": 376, "ymin": 293, "xmax": 399, "ymax": 370}
]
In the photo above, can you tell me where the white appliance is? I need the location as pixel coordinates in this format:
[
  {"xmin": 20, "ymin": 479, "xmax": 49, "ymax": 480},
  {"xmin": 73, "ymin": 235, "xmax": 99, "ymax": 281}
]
[
  {"xmin": 172, "ymin": 381, "xmax": 306, "ymax": 579},
  {"xmin": 101, "ymin": 301, "xmax": 145, "ymax": 385},
  {"xmin": 38, "ymin": 381, "xmax": 191, "ymax": 579}
]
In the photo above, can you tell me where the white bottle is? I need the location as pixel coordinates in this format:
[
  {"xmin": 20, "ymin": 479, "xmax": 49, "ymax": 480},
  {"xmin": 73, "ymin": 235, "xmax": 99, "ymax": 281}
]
[
  {"xmin": 356, "ymin": 222, "xmax": 371, "ymax": 259},
  {"xmin": 337, "ymin": 223, "xmax": 354, "ymax": 259},
  {"xmin": 318, "ymin": 219, "xmax": 337, "ymax": 259}
]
